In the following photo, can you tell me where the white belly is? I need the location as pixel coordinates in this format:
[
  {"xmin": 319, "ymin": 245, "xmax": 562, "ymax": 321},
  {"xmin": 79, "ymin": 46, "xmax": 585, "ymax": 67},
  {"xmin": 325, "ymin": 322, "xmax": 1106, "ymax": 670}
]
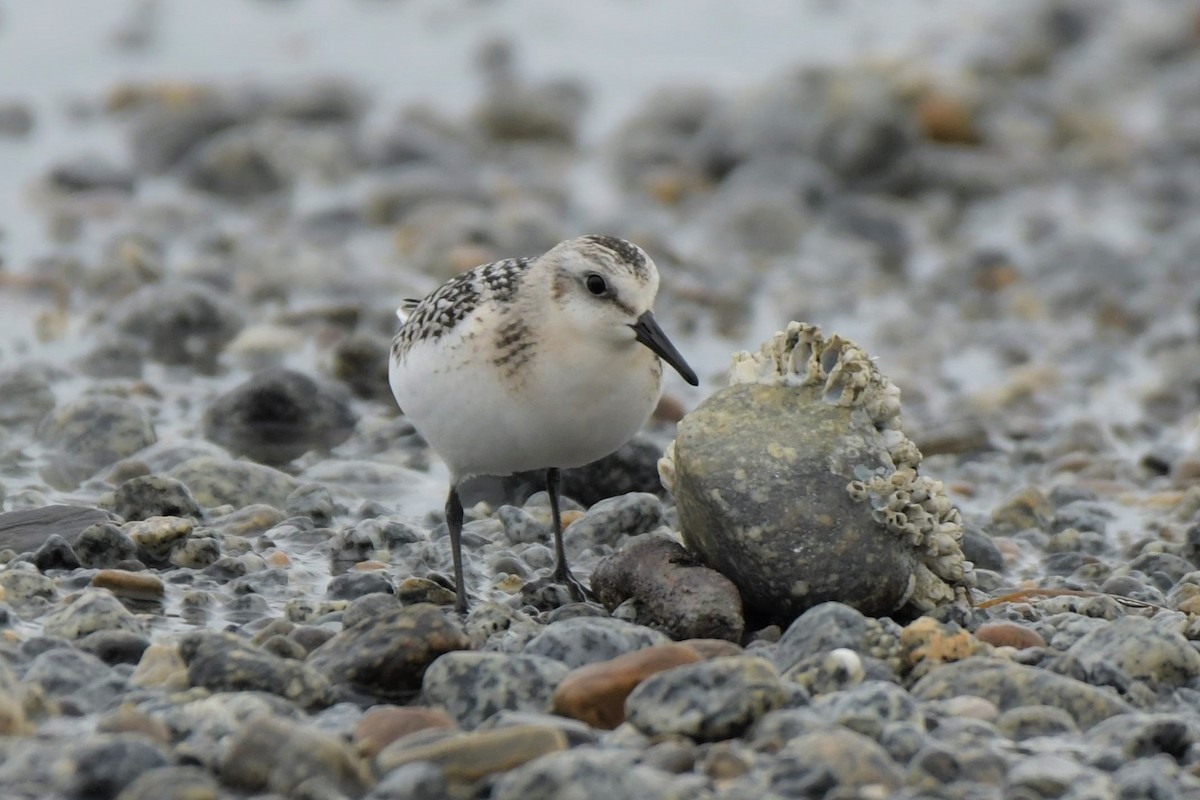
[{"xmin": 391, "ymin": 333, "xmax": 662, "ymax": 480}]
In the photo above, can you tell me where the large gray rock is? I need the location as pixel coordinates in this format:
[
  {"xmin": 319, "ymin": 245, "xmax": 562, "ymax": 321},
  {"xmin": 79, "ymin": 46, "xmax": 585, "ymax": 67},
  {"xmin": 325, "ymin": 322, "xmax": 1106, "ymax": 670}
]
[{"xmin": 661, "ymin": 323, "xmax": 973, "ymax": 621}]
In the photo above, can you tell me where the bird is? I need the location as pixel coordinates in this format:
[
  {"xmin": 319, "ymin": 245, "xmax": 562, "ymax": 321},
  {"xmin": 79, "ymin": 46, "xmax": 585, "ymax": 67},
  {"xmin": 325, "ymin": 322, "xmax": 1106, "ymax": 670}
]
[{"xmin": 390, "ymin": 234, "xmax": 699, "ymax": 613}]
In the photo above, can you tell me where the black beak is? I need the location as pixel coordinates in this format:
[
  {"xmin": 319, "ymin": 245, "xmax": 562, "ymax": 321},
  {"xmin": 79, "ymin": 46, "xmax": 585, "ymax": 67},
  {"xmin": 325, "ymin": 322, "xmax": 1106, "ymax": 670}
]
[{"xmin": 630, "ymin": 311, "xmax": 699, "ymax": 386}]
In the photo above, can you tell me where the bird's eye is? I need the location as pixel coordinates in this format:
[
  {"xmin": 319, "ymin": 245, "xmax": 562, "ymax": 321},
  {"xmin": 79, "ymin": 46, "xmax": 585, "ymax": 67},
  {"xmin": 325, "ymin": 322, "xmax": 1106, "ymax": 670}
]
[{"xmin": 585, "ymin": 273, "xmax": 608, "ymax": 296}]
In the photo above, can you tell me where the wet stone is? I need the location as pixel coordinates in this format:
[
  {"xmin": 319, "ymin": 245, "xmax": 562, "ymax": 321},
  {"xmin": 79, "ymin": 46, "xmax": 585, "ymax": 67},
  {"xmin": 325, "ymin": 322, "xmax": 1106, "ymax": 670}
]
[
  {"xmin": 77, "ymin": 628, "xmax": 152, "ymax": 666},
  {"xmin": 522, "ymin": 617, "xmax": 671, "ymax": 669},
  {"xmin": 36, "ymin": 395, "xmax": 157, "ymax": 489},
  {"xmin": 183, "ymin": 127, "xmax": 291, "ymax": 199},
  {"xmin": 92, "ymin": 568, "xmax": 165, "ymax": 600},
  {"xmin": 286, "ymin": 482, "xmax": 336, "ymax": 526},
  {"xmin": 591, "ymin": 534, "xmax": 745, "ymax": 642},
  {"xmin": 56, "ymin": 733, "xmax": 170, "ymax": 799},
  {"xmin": 220, "ymin": 714, "xmax": 369, "ymax": 796},
  {"xmin": 625, "ymin": 655, "xmax": 790, "ymax": 741},
  {"xmin": 0, "ymin": 505, "xmax": 111, "ymax": 554},
  {"xmin": 33, "ymin": 533, "xmax": 80, "ymax": 571},
  {"xmin": 101, "ymin": 476, "xmax": 205, "ymax": 521},
  {"xmin": 421, "ymin": 651, "xmax": 569, "ymax": 729},
  {"xmin": 42, "ymin": 588, "xmax": 146, "ymax": 640},
  {"xmin": 328, "ymin": 570, "xmax": 395, "ymax": 601},
  {"xmin": 109, "ymin": 282, "xmax": 244, "ymax": 372},
  {"xmin": 124, "ymin": 515, "xmax": 194, "ymax": 563},
  {"xmin": 0, "ymin": 367, "xmax": 56, "ymax": 425},
  {"xmin": 307, "ymin": 603, "xmax": 471, "ymax": 701},
  {"xmin": 179, "ymin": 630, "xmax": 335, "ymax": 710},
  {"xmin": 169, "ymin": 454, "xmax": 300, "ymax": 509},
  {"xmin": 203, "ymin": 368, "xmax": 358, "ymax": 466},
  {"xmin": 784, "ymin": 648, "xmax": 866, "ymax": 696},
  {"xmin": 773, "ymin": 602, "xmax": 884, "ymax": 672}
]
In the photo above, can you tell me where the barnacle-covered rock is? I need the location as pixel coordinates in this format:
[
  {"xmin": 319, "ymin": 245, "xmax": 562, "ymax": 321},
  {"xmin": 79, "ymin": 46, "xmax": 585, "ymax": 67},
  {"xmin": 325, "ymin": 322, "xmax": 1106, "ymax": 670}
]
[{"xmin": 660, "ymin": 322, "xmax": 973, "ymax": 621}]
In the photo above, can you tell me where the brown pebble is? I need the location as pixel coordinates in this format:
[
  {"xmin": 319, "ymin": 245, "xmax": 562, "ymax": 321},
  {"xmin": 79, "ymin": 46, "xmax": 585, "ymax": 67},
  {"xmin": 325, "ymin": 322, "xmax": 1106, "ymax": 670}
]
[
  {"xmin": 560, "ymin": 509, "xmax": 585, "ymax": 529},
  {"xmin": 91, "ymin": 569, "xmax": 164, "ymax": 599},
  {"xmin": 652, "ymin": 393, "xmax": 688, "ymax": 424},
  {"xmin": 376, "ymin": 724, "xmax": 566, "ymax": 781},
  {"xmin": 266, "ymin": 550, "xmax": 292, "ymax": 568},
  {"xmin": 96, "ymin": 704, "xmax": 172, "ymax": 744},
  {"xmin": 682, "ymin": 638, "xmax": 744, "ymax": 660},
  {"xmin": 355, "ymin": 706, "xmax": 457, "ymax": 759},
  {"xmin": 915, "ymin": 93, "xmax": 980, "ymax": 145},
  {"xmin": 553, "ymin": 643, "xmax": 704, "ymax": 729},
  {"xmin": 974, "ymin": 621, "xmax": 1046, "ymax": 650},
  {"xmin": 353, "ymin": 560, "xmax": 389, "ymax": 571},
  {"xmin": 901, "ymin": 616, "xmax": 982, "ymax": 674}
]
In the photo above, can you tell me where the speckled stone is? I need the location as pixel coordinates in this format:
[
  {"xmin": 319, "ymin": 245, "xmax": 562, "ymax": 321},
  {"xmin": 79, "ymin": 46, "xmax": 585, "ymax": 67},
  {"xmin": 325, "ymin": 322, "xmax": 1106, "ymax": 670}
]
[
  {"xmin": 783, "ymin": 648, "xmax": 866, "ymax": 696},
  {"xmin": 376, "ymin": 723, "xmax": 568, "ymax": 782},
  {"xmin": 362, "ymin": 761, "xmax": 448, "ymax": 800},
  {"xmin": 101, "ymin": 476, "xmax": 205, "ymax": 521},
  {"xmin": 219, "ymin": 715, "xmax": 370, "ymax": 796},
  {"xmin": 36, "ymin": 395, "xmax": 157, "ymax": 488},
  {"xmin": 553, "ymin": 643, "xmax": 704, "ymax": 729},
  {"xmin": 169, "ymin": 455, "xmax": 300, "ymax": 509},
  {"xmin": 756, "ymin": 727, "xmax": 904, "ymax": 797},
  {"xmin": 203, "ymin": 368, "xmax": 357, "ymax": 466},
  {"xmin": 0, "ymin": 566, "xmax": 57, "ymax": 604},
  {"xmin": 124, "ymin": 515, "xmax": 194, "ymax": 563},
  {"xmin": 591, "ymin": 534, "xmax": 744, "ymax": 642},
  {"xmin": 1055, "ymin": 615, "xmax": 1200, "ymax": 690},
  {"xmin": 308, "ymin": 603, "xmax": 472, "ymax": 700},
  {"xmin": 996, "ymin": 705, "xmax": 1081, "ymax": 740},
  {"xmin": 773, "ymin": 602, "xmax": 901, "ymax": 673},
  {"xmin": 179, "ymin": 630, "xmax": 335, "ymax": 710},
  {"xmin": 1085, "ymin": 711, "xmax": 1196, "ymax": 765},
  {"xmin": 912, "ymin": 656, "xmax": 1131, "ymax": 729},
  {"xmin": 522, "ymin": 617, "xmax": 671, "ymax": 669},
  {"xmin": 42, "ymin": 588, "xmax": 146, "ymax": 640},
  {"xmin": 421, "ymin": 651, "xmax": 569, "ymax": 729},
  {"xmin": 561, "ymin": 493, "xmax": 665, "ymax": 557},
  {"xmin": 74, "ymin": 521, "xmax": 139, "ymax": 568},
  {"xmin": 491, "ymin": 748, "xmax": 689, "ymax": 800},
  {"xmin": 625, "ymin": 655, "xmax": 791, "ymax": 741}
]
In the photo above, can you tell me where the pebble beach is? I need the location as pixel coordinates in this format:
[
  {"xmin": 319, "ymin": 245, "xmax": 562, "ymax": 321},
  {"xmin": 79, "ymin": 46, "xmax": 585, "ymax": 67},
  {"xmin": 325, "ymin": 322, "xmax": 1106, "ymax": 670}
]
[{"xmin": 2, "ymin": 1, "xmax": 1200, "ymax": 798}]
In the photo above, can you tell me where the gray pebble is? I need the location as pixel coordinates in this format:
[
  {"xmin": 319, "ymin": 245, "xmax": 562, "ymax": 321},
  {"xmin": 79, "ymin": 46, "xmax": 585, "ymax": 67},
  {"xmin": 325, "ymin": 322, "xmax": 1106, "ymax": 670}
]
[
  {"xmin": 219, "ymin": 714, "xmax": 369, "ymax": 796},
  {"xmin": 180, "ymin": 630, "xmax": 335, "ymax": 710},
  {"xmin": 55, "ymin": 733, "xmax": 170, "ymax": 798},
  {"xmin": 203, "ymin": 369, "xmax": 357, "ymax": 466},
  {"xmin": 109, "ymin": 282, "xmax": 244, "ymax": 372},
  {"xmin": 491, "ymin": 747, "xmax": 686, "ymax": 800},
  {"xmin": 626, "ymin": 655, "xmax": 790, "ymax": 741},
  {"xmin": 33, "ymin": 533, "xmax": 80, "ymax": 571},
  {"xmin": 169, "ymin": 454, "xmax": 300, "ymax": 509},
  {"xmin": 562, "ymin": 492, "xmax": 665, "ymax": 557},
  {"xmin": 912, "ymin": 656, "xmax": 1131, "ymax": 729},
  {"xmin": 115, "ymin": 765, "xmax": 222, "ymax": 800},
  {"xmin": 1054, "ymin": 615, "xmax": 1200, "ymax": 691},
  {"xmin": 522, "ymin": 617, "xmax": 669, "ymax": 668},
  {"xmin": 36, "ymin": 395, "xmax": 157, "ymax": 489},
  {"xmin": 101, "ymin": 475, "xmax": 205, "ymax": 521},
  {"xmin": 995, "ymin": 705, "xmax": 1081, "ymax": 740},
  {"xmin": 307, "ymin": 604, "xmax": 471, "ymax": 700},
  {"xmin": 363, "ymin": 761, "xmax": 448, "ymax": 800},
  {"xmin": 421, "ymin": 651, "xmax": 569, "ymax": 729},
  {"xmin": 42, "ymin": 588, "xmax": 145, "ymax": 640}
]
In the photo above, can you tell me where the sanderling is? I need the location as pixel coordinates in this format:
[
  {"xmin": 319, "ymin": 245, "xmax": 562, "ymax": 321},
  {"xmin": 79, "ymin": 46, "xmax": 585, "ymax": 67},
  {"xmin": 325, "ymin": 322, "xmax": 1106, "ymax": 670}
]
[{"xmin": 390, "ymin": 234, "xmax": 699, "ymax": 613}]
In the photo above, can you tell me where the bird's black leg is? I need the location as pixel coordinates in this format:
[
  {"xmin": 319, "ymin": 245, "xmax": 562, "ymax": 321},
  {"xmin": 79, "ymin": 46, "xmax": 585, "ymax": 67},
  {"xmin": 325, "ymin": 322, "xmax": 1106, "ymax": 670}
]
[
  {"xmin": 547, "ymin": 467, "xmax": 589, "ymax": 602},
  {"xmin": 445, "ymin": 484, "xmax": 468, "ymax": 614}
]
